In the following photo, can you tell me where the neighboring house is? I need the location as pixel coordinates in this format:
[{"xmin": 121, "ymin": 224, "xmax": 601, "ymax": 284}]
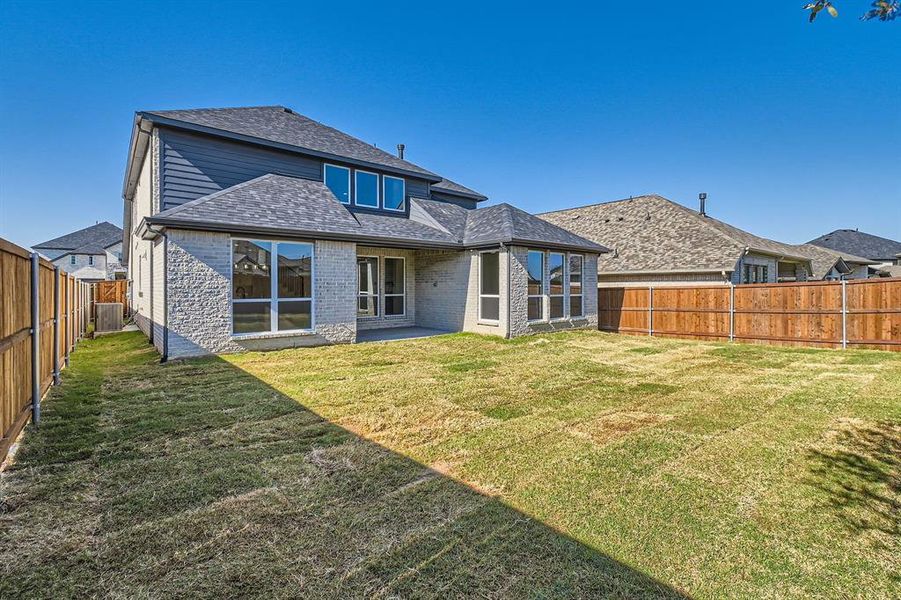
[
  {"xmin": 33, "ymin": 222, "xmax": 126, "ymax": 282},
  {"xmin": 121, "ymin": 106, "xmax": 606, "ymax": 360},
  {"xmin": 540, "ymin": 195, "xmax": 822, "ymax": 287},
  {"xmin": 808, "ymin": 229, "xmax": 901, "ymax": 276},
  {"xmin": 794, "ymin": 243, "xmax": 876, "ymax": 281}
]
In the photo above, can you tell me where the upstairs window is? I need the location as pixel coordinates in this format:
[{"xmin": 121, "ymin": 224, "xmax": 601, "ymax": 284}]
[
  {"xmin": 70, "ymin": 255, "xmax": 76, "ymax": 265},
  {"xmin": 548, "ymin": 252, "xmax": 565, "ymax": 319},
  {"xmin": 527, "ymin": 250, "xmax": 544, "ymax": 321},
  {"xmin": 88, "ymin": 256, "xmax": 95, "ymax": 266},
  {"xmin": 324, "ymin": 164, "xmax": 350, "ymax": 204},
  {"xmin": 383, "ymin": 175, "xmax": 406, "ymax": 212},
  {"xmin": 355, "ymin": 170, "xmax": 379, "ymax": 208}
]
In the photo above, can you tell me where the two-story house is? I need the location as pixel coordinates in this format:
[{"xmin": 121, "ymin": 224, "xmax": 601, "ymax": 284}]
[
  {"xmin": 121, "ymin": 106, "xmax": 606, "ymax": 360},
  {"xmin": 33, "ymin": 221, "xmax": 127, "ymax": 282}
]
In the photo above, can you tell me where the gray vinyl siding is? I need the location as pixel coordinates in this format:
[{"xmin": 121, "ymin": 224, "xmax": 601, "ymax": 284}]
[
  {"xmin": 158, "ymin": 127, "xmax": 469, "ymax": 213},
  {"xmin": 429, "ymin": 191, "xmax": 479, "ymax": 210},
  {"xmin": 159, "ymin": 128, "xmax": 321, "ymax": 210},
  {"xmin": 406, "ymin": 178, "xmax": 430, "ymax": 200}
]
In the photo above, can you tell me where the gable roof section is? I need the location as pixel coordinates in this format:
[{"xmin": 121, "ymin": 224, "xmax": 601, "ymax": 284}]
[
  {"xmin": 539, "ymin": 195, "xmax": 820, "ymax": 275},
  {"xmin": 794, "ymin": 243, "xmax": 877, "ymax": 279},
  {"xmin": 34, "ymin": 222, "xmax": 122, "ymax": 252},
  {"xmin": 808, "ymin": 229, "xmax": 901, "ymax": 262},
  {"xmin": 145, "ymin": 174, "xmax": 604, "ymax": 252}
]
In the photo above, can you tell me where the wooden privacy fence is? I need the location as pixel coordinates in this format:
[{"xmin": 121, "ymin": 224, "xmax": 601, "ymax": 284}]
[
  {"xmin": 598, "ymin": 278, "xmax": 901, "ymax": 352},
  {"xmin": 93, "ymin": 280, "xmax": 127, "ymax": 314},
  {"xmin": 1, "ymin": 237, "xmax": 91, "ymax": 463}
]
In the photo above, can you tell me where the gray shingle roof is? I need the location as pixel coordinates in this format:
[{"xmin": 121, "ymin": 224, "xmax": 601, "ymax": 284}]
[
  {"xmin": 808, "ymin": 229, "xmax": 901, "ymax": 262},
  {"xmin": 795, "ymin": 243, "xmax": 876, "ymax": 279},
  {"xmin": 142, "ymin": 105, "xmax": 446, "ymax": 180},
  {"xmin": 34, "ymin": 222, "xmax": 122, "ymax": 251},
  {"xmin": 146, "ymin": 174, "xmax": 604, "ymax": 252},
  {"xmin": 431, "ymin": 178, "xmax": 487, "ymax": 200},
  {"xmin": 539, "ymin": 195, "xmax": 829, "ymax": 275}
]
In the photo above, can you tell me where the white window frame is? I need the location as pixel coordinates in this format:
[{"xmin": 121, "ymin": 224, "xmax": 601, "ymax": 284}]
[
  {"xmin": 230, "ymin": 237, "xmax": 315, "ymax": 336},
  {"xmin": 478, "ymin": 250, "xmax": 500, "ymax": 325},
  {"xmin": 383, "ymin": 256, "xmax": 406, "ymax": 317},
  {"xmin": 70, "ymin": 255, "xmax": 76, "ymax": 265},
  {"xmin": 354, "ymin": 169, "xmax": 380, "ymax": 208},
  {"xmin": 382, "ymin": 175, "xmax": 406, "ymax": 212},
  {"xmin": 357, "ymin": 255, "xmax": 379, "ymax": 319},
  {"xmin": 527, "ymin": 250, "xmax": 546, "ymax": 323},
  {"xmin": 88, "ymin": 255, "xmax": 95, "ymax": 266},
  {"xmin": 548, "ymin": 251, "xmax": 566, "ymax": 321},
  {"xmin": 569, "ymin": 254, "xmax": 584, "ymax": 318},
  {"xmin": 324, "ymin": 163, "xmax": 351, "ymax": 204}
]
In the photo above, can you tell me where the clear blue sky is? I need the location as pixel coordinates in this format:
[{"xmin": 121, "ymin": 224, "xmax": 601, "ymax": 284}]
[{"xmin": 1, "ymin": 1, "xmax": 898, "ymax": 250}]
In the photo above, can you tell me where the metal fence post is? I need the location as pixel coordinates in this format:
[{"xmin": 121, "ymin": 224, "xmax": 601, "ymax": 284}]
[
  {"xmin": 53, "ymin": 266, "xmax": 61, "ymax": 385},
  {"xmin": 31, "ymin": 253, "xmax": 41, "ymax": 427},
  {"xmin": 729, "ymin": 283, "xmax": 735, "ymax": 342},
  {"xmin": 841, "ymin": 280, "xmax": 847, "ymax": 349},
  {"xmin": 648, "ymin": 286, "xmax": 654, "ymax": 336}
]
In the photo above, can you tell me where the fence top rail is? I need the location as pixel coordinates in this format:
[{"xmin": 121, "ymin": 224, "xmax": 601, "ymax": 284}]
[
  {"xmin": 599, "ymin": 277, "xmax": 901, "ymax": 292},
  {"xmin": 600, "ymin": 286, "xmax": 731, "ymax": 292},
  {"xmin": 845, "ymin": 276, "xmax": 901, "ymax": 286},
  {"xmin": 0, "ymin": 237, "xmax": 33, "ymax": 260}
]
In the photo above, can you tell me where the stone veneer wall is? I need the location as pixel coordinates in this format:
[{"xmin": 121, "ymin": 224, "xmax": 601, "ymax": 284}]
[
  {"xmin": 356, "ymin": 246, "xmax": 417, "ymax": 331},
  {"xmin": 509, "ymin": 246, "xmax": 598, "ymax": 337},
  {"xmin": 414, "ymin": 248, "xmax": 509, "ymax": 337},
  {"xmin": 164, "ymin": 229, "xmax": 356, "ymax": 359}
]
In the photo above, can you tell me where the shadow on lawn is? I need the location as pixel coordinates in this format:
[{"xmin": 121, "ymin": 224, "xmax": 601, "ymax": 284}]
[
  {"xmin": 806, "ymin": 421, "xmax": 900, "ymax": 538},
  {"xmin": 3, "ymin": 333, "xmax": 688, "ymax": 599}
]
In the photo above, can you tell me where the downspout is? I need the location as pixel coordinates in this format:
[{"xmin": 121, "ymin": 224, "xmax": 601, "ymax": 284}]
[{"xmin": 502, "ymin": 242, "xmax": 512, "ymax": 339}]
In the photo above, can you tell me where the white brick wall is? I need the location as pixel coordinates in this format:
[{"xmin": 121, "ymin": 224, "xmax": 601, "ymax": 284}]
[
  {"xmin": 313, "ymin": 240, "xmax": 357, "ymax": 343},
  {"xmin": 129, "ymin": 146, "xmax": 154, "ymax": 338},
  {"xmin": 151, "ymin": 237, "xmax": 166, "ymax": 355},
  {"xmin": 509, "ymin": 246, "xmax": 598, "ymax": 336},
  {"xmin": 164, "ymin": 230, "xmax": 357, "ymax": 359},
  {"xmin": 356, "ymin": 246, "xmax": 417, "ymax": 331},
  {"xmin": 414, "ymin": 248, "xmax": 510, "ymax": 336}
]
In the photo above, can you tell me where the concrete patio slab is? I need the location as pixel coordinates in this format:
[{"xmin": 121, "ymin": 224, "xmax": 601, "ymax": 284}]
[{"xmin": 356, "ymin": 326, "xmax": 453, "ymax": 343}]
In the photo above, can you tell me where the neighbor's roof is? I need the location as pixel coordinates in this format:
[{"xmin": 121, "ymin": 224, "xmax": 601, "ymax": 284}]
[
  {"xmin": 144, "ymin": 174, "xmax": 605, "ymax": 253},
  {"xmin": 794, "ymin": 243, "xmax": 877, "ymax": 279},
  {"xmin": 138, "ymin": 106, "xmax": 487, "ymax": 200},
  {"xmin": 539, "ymin": 195, "xmax": 812, "ymax": 275},
  {"xmin": 878, "ymin": 264, "xmax": 901, "ymax": 277},
  {"xmin": 33, "ymin": 222, "xmax": 122, "ymax": 252},
  {"xmin": 808, "ymin": 229, "xmax": 901, "ymax": 262}
]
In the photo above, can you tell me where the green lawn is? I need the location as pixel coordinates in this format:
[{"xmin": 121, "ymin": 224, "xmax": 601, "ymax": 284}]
[{"xmin": 1, "ymin": 331, "xmax": 898, "ymax": 598}]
